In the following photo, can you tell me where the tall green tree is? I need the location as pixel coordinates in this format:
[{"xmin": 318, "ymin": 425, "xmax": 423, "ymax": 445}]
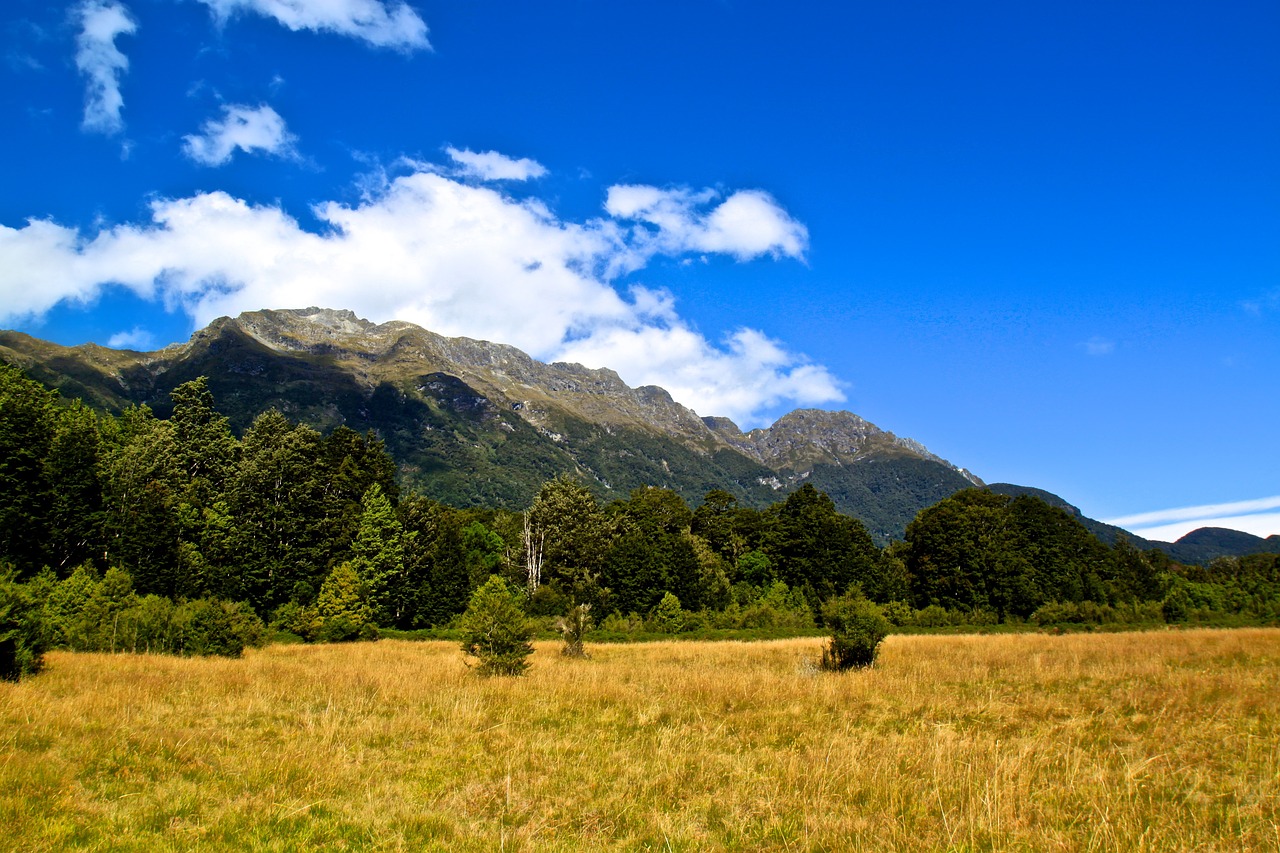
[
  {"xmin": 0, "ymin": 364, "xmax": 59, "ymax": 575},
  {"xmin": 349, "ymin": 483, "xmax": 405, "ymax": 626},
  {"xmin": 765, "ymin": 484, "xmax": 880, "ymax": 602},
  {"xmin": 99, "ymin": 407, "xmax": 183, "ymax": 595},
  {"xmin": 528, "ymin": 475, "xmax": 611, "ymax": 607},
  {"xmin": 226, "ymin": 411, "xmax": 328, "ymax": 611}
]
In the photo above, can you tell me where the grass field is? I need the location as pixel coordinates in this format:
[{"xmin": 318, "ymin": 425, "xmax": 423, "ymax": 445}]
[{"xmin": 2, "ymin": 629, "xmax": 1278, "ymax": 851}]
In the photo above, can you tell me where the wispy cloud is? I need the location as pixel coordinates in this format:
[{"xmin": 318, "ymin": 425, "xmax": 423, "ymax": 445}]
[
  {"xmin": 1081, "ymin": 336, "xmax": 1115, "ymax": 356},
  {"xmin": 446, "ymin": 147, "xmax": 547, "ymax": 182},
  {"xmin": 193, "ymin": 0, "xmax": 430, "ymax": 51},
  {"xmin": 1107, "ymin": 496, "xmax": 1280, "ymax": 542},
  {"xmin": 73, "ymin": 0, "xmax": 137, "ymax": 135},
  {"xmin": 0, "ymin": 156, "xmax": 840, "ymax": 425},
  {"xmin": 183, "ymin": 104, "xmax": 299, "ymax": 166}
]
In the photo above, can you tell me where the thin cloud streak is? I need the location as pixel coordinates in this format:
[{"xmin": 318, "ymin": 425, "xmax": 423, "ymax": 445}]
[
  {"xmin": 1106, "ymin": 495, "xmax": 1280, "ymax": 528},
  {"xmin": 1126, "ymin": 512, "xmax": 1280, "ymax": 543}
]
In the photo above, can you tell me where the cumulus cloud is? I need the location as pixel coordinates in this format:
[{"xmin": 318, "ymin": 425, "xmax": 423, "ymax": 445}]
[
  {"xmin": 74, "ymin": 0, "xmax": 137, "ymax": 135},
  {"xmin": 194, "ymin": 0, "xmax": 429, "ymax": 51},
  {"xmin": 0, "ymin": 161, "xmax": 839, "ymax": 424},
  {"xmin": 606, "ymin": 185, "xmax": 809, "ymax": 263},
  {"xmin": 446, "ymin": 147, "xmax": 547, "ymax": 182},
  {"xmin": 183, "ymin": 104, "xmax": 299, "ymax": 166},
  {"xmin": 107, "ymin": 326, "xmax": 154, "ymax": 349},
  {"xmin": 1107, "ymin": 496, "xmax": 1280, "ymax": 542}
]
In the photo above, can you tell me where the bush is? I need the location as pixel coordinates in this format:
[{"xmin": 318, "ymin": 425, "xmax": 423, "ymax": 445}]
[
  {"xmin": 459, "ymin": 576, "xmax": 534, "ymax": 676},
  {"xmin": 820, "ymin": 594, "xmax": 890, "ymax": 672},
  {"xmin": 556, "ymin": 602, "xmax": 592, "ymax": 658}
]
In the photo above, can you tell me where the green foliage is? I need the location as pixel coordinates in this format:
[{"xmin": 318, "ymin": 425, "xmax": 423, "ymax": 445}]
[
  {"xmin": 459, "ymin": 575, "xmax": 533, "ymax": 676},
  {"xmin": 315, "ymin": 562, "xmax": 377, "ymax": 643},
  {"xmin": 766, "ymin": 484, "xmax": 881, "ymax": 602},
  {"xmin": 651, "ymin": 592, "xmax": 687, "ymax": 633},
  {"xmin": 172, "ymin": 598, "xmax": 262, "ymax": 657},
  {"xmin": 350, "ymin": 483, "xmax": 405, "ymax": 625},
  {"xmin": 820, "ymin": 593, "xmax": 890, "ymax": 671},
  {"xmin": 0, "ymin": 566, "xmax": 47, "ymax": 680},
  {"xmin": 903, "ymin": 489, "xmax": 1115, "ymax": 618},
  {"xmin": 529, "ymin": 475, "xmax": 609, "ymax": 608},
  {"xmin": 556, "ymin": 602, "xmax": 592, "ymax": 658}
]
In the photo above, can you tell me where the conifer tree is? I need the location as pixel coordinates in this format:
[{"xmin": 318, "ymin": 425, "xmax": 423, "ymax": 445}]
[
  {"xmin": 315, "ymin": 562, "xmax": 376, "ymax": 643},
  {"xmin": 350, "ymin": 483, "xmax": 405, "ymax": 625},
  {"xmin": 459, "ymin": 575, "xmax": 533, "ymax": 676}
]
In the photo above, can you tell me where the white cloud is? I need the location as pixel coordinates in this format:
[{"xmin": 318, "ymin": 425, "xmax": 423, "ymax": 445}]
[
  {"xmin": 183, "ymin": 104, "xmax": 299, "ymax": 166},
  {"xmin": 1107, "ymin": 496, "xmax": 1280, "ymax": 542},
  {"xmin": 194, "ymin": 0, "xmax": 429, "ymax": 51},
  {"xmin": 1082, "ymin": 336, "xmax": 1115, "ymax": 356},
  {"xmin": 605, "ymin": 185, "xmax": 809, "ymax": 263},
  {"xmin": 74, "ymin": 0, "xmax": 137, "ymax": 135},
  {"xmin": 0, "ymin": 160, "xmax": 837, "ymax": 425},
  {"xmin": 107, "ymin": 326, "xmax": 154, "ymax": 349},
  {"xmin": 446, "ymin": 147, "xmax": 547, "ymax": 182}
]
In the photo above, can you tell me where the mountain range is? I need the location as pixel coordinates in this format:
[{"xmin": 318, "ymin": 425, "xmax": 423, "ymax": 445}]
[{"xmin": 4, "ymin": 307, "xmax": 1277, "ymax": 560}]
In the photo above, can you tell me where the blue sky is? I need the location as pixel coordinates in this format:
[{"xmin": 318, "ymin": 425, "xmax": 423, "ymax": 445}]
[{"xmin": 1, "ymin": 0, "xmax": 1277, "ymax": 541}]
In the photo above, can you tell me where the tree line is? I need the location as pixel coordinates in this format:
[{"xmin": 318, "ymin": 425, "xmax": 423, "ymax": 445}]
[{"xmin": 3, "ymin": 364, "xmax": 1278, "ymax": 677}]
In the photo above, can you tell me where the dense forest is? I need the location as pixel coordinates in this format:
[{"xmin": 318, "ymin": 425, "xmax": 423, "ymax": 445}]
[{"xmin": 3, "ymin": 363, "xmax": 1278, "ymax": 676}]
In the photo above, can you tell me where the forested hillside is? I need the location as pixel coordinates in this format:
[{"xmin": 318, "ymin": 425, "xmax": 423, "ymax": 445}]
[
  {"xmin": 0, "ymin": 308, "xmax": 981, "ymax": 541},
  {"xmin": 3, "ymin": 364, "xmax": 1278, "ymax": 678}
]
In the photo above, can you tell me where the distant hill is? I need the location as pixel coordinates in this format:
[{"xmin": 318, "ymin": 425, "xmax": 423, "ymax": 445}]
[
  {"xmin": 2, "ymin": 308, "xmax": 982, "ymax": 541},
  {"xmin": 987, "ymin": 483, "xmax": 1280, "ymax": 563}
]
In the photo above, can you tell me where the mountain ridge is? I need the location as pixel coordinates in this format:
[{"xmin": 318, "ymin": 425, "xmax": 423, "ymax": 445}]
[{"xmin": 12, "ymin": 306, "xmax": 1267, "ymax": 561}]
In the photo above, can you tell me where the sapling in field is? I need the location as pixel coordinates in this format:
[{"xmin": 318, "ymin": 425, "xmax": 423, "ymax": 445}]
[
  {"xmin": 459, "ymin": 575, "xmax": 534, "ymax": 676},
  {"xmin": 557, "ymin": 602, "xmax": 592, "ymax": 658}
]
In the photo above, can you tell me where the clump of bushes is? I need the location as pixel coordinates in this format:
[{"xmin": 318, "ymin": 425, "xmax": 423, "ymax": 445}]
[
  {"xmin": 819, "ymin": 592, "xmax": 889, "ymax": 672},
  {"xmin": 13, "ymin": 564, "xmax": 265, "ymax": 664}
]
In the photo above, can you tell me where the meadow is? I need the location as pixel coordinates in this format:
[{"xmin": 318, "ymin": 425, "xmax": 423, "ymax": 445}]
[{"xmin": 2, "ymin": 629, "xmax": 1278, "ymax": 851}]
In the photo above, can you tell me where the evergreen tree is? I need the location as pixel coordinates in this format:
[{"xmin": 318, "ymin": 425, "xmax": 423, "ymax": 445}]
[
  {"xmin": 314, "ymin": 562, "xmax": 376, "ymax": 642},
  {"xmin": 528, "ymin": 475, "xmax": 610, "ymax": 607},
  {"xmin": 0, "ymin": 364, "xmax": 59, "ymax": 575},
  {"xmin": 350, "ymin": 483, "xmax": 405, "ymax": 626},
  {"xmin": 766, "ymin": 484, "xmax": 880, "ymax": 601},
  {"xmin": 459, "ymin": 575, "xmax": 533, "ymax": 676}
]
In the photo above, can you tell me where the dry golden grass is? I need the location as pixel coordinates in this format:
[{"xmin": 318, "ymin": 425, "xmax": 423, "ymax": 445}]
[{"xmin": 2, "ymin": 629, "xmax": 1278, "ymax": 851}]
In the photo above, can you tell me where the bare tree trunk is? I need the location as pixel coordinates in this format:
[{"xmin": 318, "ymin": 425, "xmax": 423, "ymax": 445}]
[{"xmin": 523, "ymin": 511, "xmax": 544, "ymax": 596}]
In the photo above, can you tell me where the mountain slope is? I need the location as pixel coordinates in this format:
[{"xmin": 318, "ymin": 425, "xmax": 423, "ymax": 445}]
[
  {"xmin": 3, "ymin": 307, "xmax": 980, "ymax": 537},
  {"xmin": 987, "ymin": 483, "xmax": 1280, "ymax": 563}
]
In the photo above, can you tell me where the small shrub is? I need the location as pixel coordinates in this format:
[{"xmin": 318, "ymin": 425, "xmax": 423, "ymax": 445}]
[
  {"xmin": 459, "ymin": 576, "xmax": 534, "ymax": 676},
  {"xmin": 820, "ymin": 594, "xmax": 890, "ymax": 672},
  {"xmin": 556, "ymin": 602, "xmax": 592, "ymax": 658}
]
